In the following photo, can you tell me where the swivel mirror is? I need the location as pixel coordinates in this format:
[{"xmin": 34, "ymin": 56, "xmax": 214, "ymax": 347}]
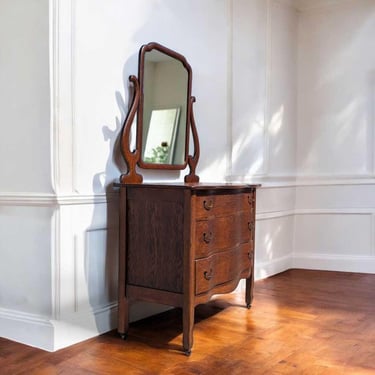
[{"xmin": 120, "ymin": 42, "xmax": 200, "ymax": 183}]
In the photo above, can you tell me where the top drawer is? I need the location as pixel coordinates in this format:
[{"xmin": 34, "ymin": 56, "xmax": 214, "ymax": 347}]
[{"xmin": 195, "ymin": 192, "xmax": 255, "ymax": 219}]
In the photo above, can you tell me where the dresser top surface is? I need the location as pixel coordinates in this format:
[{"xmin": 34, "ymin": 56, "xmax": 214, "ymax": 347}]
[{"xmin": 113, "ymin": 182, "xmax": 260, "ymax": 191}]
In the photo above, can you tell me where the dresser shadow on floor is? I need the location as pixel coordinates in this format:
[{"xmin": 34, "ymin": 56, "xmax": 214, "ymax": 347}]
[{"xmin": 115, "ymin": 299, "xmax": 237, "ymax": 353}]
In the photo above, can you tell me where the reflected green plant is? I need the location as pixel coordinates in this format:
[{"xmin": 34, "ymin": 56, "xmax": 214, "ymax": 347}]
[{"xmin": 144, "ymin": 142, "xmax": 169, "ymax": 163}]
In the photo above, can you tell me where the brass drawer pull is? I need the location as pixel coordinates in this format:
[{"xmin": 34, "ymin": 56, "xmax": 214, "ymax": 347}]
[
  {"xmin": 203, "ymin": 199, "xmax": 214, "ymax": 211},
  {"xmin": 248, "ymin": 222, "xmax": 255, "ymax": 232},
  {"xmin": 204, "ymin": 269, "xmax": 213, "ymax": 281},
  {"xmin": 248, "ymin": 195, "xmax": 255, "ymax": 206},
  {"xmin": 203, "ymin": 232, "xmax": 213, "ymax": 244}
]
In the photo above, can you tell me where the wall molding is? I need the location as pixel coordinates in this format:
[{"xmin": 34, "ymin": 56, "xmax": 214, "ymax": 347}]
[
  {"xmin": 52, "ymin": 302, "xmax": 117, "ymax": 351},
  {"xmin": 226, "ymin": 0, "xmax": 233, "ymax": 178},
  {"xmin": 0, "ymin": 303, "xmax": 118, "ymax": 352},
  {"xmin": 293, "ymin": 253, "xmax": 375, "ymax": 274},
  {"xmin": 0, "ymin": 308, "xmax": 54, "ymax": 351},
  {"xmin": 0, "ymin": 192, "xmax": 118, "ymax": 206},
  {"xmin": 257, "ymin": 209, "xmax": 295, "ymax": 220},
  {"xmin": 294, "ymin": 0, "xmax": 359, "ymax": 13},
  {"xmin": 255, "ymin": 253, "xmax": 293, "ymax": 280},
  {"xmin": 227, "ymin": 174, "xmax": 375, "ymax": 188},
  {"xmin": 50, "ymin": 0, "xmax": 75, "ymax": 194}
]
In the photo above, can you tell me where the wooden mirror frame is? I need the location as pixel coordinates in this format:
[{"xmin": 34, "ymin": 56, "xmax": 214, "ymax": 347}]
[{"xmin": 119, "ymin": 42, "xmax": 200, "ymax": 183}]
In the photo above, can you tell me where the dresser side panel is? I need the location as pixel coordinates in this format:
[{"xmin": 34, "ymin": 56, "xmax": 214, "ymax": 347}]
[{"xmin": 127, "ymin": 187, "xmax": 185, "ymax": 294}]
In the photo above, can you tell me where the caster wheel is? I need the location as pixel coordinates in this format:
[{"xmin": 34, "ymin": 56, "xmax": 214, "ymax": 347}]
[
  {"xmin": 184, "ymin": 349, "xmax": 191, "ymax": 356},
  {"xmin": 119, "ymin": 332, "xmax": 128, "ymax": 340},
  {"xmin": 246, "ymin": 303, "xmax": 251, "ymax": 309}
]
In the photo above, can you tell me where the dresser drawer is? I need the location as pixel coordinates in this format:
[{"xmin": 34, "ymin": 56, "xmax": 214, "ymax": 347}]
[
  {"xmin": 195, "ymin": 212, "xmax": 253, "ymax": 258},
  {"xmin": 195, "ymin": 244, "xmax": 253, "ymax": 295},
  {"xmin": 195, "ymin": 192, "xmax": 254, "ymax": 219}
]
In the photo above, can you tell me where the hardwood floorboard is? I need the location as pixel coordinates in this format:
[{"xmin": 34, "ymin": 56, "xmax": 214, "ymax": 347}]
[{"xmin": 1, "ymin": 269, "xmax": 375, "ymax": 374}]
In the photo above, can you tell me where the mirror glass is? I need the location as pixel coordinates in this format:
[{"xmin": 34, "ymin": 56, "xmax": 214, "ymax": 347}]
[{"xmin": 140, "ymin": 48, "xmax": 189, "ymax": 166}]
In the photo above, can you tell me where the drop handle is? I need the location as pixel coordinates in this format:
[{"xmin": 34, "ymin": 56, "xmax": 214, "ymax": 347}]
[
  {"xmin": 204, "ymin": 269, "xmax": 213, "ymax": 281},
  {"xmin": 248, "ymin": 222, "xmax": 255, "ymax": 232},
  {"xmin": 203, "ymin": 199, "xmax": 214, "ymax": 211},
  {"xmin": 203, "ymin": 232, "xmax": 213, "ymax": 244}
]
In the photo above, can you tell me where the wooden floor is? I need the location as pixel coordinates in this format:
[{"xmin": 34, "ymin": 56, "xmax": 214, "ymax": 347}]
[{"xmin": 1, "ymin": 269, "xmax": 375, "ymax": 374}]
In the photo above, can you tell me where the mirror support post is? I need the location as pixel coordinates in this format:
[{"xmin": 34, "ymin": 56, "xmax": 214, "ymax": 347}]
[
  {"xmin": 120, "ymin": 75, "xmax": 143, "ymax": 184},
  {"xmin": 184, "ymin": 97, "xmax": 200, "ymax": 183}
]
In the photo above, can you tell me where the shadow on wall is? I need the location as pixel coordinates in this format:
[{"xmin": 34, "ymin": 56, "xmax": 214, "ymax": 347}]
[{"xmin": 298, "ymin": 10, "xmax": 375, "ymax": 175}]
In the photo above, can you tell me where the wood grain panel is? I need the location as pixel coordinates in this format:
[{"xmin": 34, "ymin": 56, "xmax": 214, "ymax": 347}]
[{"xmin": 127, "ymin": 188, "xmax": 185, "ymax": 293}]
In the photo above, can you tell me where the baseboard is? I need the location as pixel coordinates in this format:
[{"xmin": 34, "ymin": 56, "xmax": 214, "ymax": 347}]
[
  {"xmin": 293, "ymin": 253, "xmax": 375, "ymax": 274},
  {"xmin": 255, "ymin": 253, "xmax": 293, "ymax": 280},
  {"xmin": 0, "ymin": 303, "xmax": 118, "ymax": 352},
  {"xmin": 0, "ymin": 308, "xmax": 54, "ymax": 351},
  {"xmin": 52, "ymin": 303, "xmax": 118, "ymax": 351}
]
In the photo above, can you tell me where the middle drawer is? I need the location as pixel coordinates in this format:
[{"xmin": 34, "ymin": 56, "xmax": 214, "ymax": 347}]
[{"xmin": 195, "ymin": 211, "xmax": 252, "ymax": 258}]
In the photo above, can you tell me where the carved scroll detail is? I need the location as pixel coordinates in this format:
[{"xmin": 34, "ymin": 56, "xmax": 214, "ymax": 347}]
[
  {"xmin": 120, "ymin": 75, "xmax": 143, "ymax": 184},
  {"xmin": 185, "ymin": 96, "xmax": 200, "ymax": 183}
]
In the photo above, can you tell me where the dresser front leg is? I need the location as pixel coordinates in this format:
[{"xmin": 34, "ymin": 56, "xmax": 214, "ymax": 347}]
[
  {"xmin": 182, "ymin": 305, "xmax": 194, "ymax": 355},
  {"xmin": 246, "ymin": 274, "xmax": 254, "ymax": 309},
  {"xmin": 118, "ymin": 296, "xmax": 129, "ymax": 339}
]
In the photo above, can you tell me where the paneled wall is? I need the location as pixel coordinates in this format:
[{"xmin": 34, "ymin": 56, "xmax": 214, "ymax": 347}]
[
  {"xmin": 231, "ymin": 0, "xmax": 298, "ymax": 278},
  {"xmin": 0, "ymin": 0, "xmax": 55, "ymax": 350},
  {"xmin": 294, "ymin": 0, "xmax": 375, "ymax": 272},
  {"xmin": 1, "ymin": 0, "xmax": 374, "ymax": 351}
]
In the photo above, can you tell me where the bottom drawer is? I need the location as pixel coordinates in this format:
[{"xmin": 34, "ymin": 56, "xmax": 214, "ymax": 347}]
[{"xmin": 195, "ymin": 244, "xmax": 253, "ymax": 295}]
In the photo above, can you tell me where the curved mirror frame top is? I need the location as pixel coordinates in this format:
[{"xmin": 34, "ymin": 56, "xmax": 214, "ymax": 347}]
[{"xmin": 137, "ymin": 42, "xmax": 192, "ymax": 169}]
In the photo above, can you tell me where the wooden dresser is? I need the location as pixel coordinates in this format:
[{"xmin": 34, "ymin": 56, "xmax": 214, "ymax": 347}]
[{"xmin": 117, "ymin": 182, "xmax": 258, "ymax": 354}]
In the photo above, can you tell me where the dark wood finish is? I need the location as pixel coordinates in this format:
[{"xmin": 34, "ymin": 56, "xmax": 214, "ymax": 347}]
[
  {"xmin": 184, "ymin": 96, "xmax": 200, "ymax": 183},
  {"xmin": 3, "ymin": 270, "xmax": 375, "ymax": 374},
  {"xmin": 117, "ymin": 182, "xmax": 258, "ymax": 354},
  {"xmin": 119, "ymin": 75, "xmax": 143, "ymax": 184}
]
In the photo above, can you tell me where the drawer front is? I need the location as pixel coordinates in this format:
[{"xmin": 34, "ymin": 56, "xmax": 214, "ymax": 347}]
[
  {"xmin": 195, "ymin": 212, "xmax": 253, "ymax": 258},
  {"xmin": 195, "ymin": 244, "xmax": 253, "ymax": 295},
  {"xmin": 195, "ymin": 192, "xmax": 254, "ymax": 219}
]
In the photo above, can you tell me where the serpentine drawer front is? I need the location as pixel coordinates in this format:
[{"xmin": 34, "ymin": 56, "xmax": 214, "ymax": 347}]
[
  {"xmin": 195, "ymin": 244, "xmax": 252, "ymax": 295},
  {"xmin": 116, "ymin": 183, "xmax": 258, "ymax": 356}
]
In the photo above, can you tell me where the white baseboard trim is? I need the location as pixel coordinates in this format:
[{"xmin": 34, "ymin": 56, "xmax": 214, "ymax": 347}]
[
  {"xmin": 0, "ymin": 303, "xmax": 118, "ymax": 352},
  {"xmin": 255, "ymin": 253, "xmax": 293, "ymax": 280},
  {"xmin": 0, "ymin": 308, "xmax": 54, "ymax": 351},
  {"xmin": 293, "ymin": 253, "xmax": 375, "ymax": 274},
  {"xmin": 52, "ymin": 303, "xmax": 118, "ymax": 351}
]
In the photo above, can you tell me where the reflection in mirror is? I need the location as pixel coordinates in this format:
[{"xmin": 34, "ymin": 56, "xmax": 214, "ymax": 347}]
[
  {"xmin": 143, "ymin": 108, "xmax": 180, "ymax": 164},
  {"xmin": 141, "ymin": 49, "xmax": 188, "ymax": 165}
]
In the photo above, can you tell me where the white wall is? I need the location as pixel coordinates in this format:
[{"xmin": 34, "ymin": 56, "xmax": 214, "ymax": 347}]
[
  {"xmin": 297, "ymin": 0, "xmax": 375, "ymax": 177},
  {"xmin": 0, "ymin": 0, "xmax": 52, "ymax": 193},
  {"xmin": 0, "ymin": 0, "xmax": 56, "ymax": 351},
  {"xmin": 2, "ymin": 0, "xmax": 374, "ymax": 352},
  {"xmin": 231, "ymin": 0, "xmax": 298, "ymax": 278},
  {"xmin": 294, "ymin": 0, "xmax": 375, "ymax": 272}
]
